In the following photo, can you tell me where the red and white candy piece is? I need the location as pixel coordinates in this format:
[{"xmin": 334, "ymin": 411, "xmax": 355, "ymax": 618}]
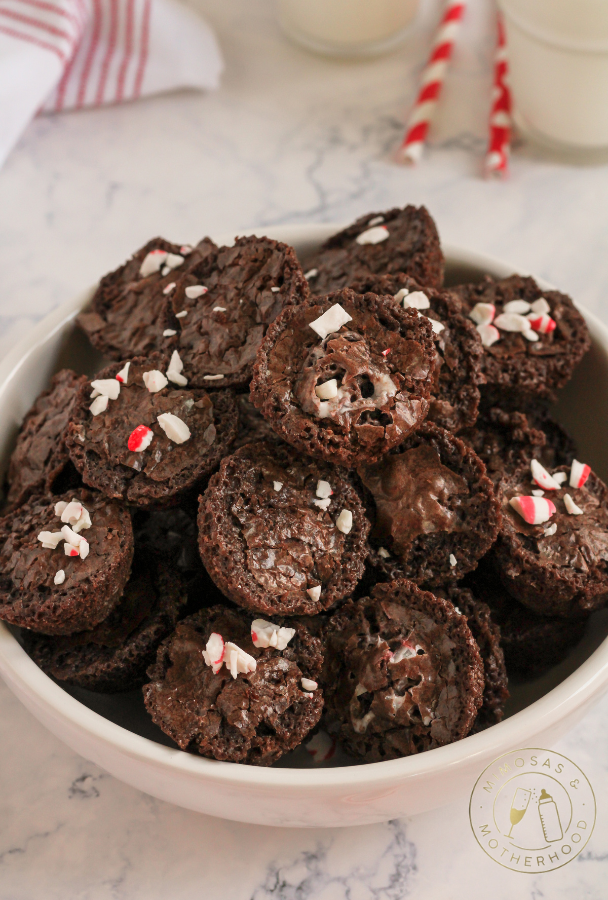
[
  {"xmin": 251, "ymin": 619, "xmax": 295, "ymax": 650},
  {"xmin": 180, "ymin": 245, "xmax": 193, "ymax": 255},
  {"xmin": 570, "ymin": 459, "xmax": 591, "ymax": 489},
  {"xmin": 163, "ymin": 282, "xmax": 176, "ymax": 295},
  {"xmin": 61, "ymin": 525, "xmax": 89, "ymax": 558},
  {"xmin": 166, "ymin": 350, "xmax": 187, "ymax": 386},
  {"xmin": 305, "ymin": 731, "xmax": 336, "ymax": 764},
  {"xmin": 316, "ymin": 480, "xmax": 333, "ymax": 499},
  {"xmin": 202, "ymin": 632, "xmax": 225, "ymax": 674},
  {"xmin": 564, "ymin": 493, "xmax": 584, "ymax": 516},
  {"xmin": 64, "ymin": 543, "xmax": 79, "ymax": 557},
  {"xmin": 185, "ymin": 284, "xmax": 207, "ymax": 299},
  {"xmin": 306, "ymin": 585, "xmax": 322, "ymax": 602},
  {"xmin": 509, "ymin": 495, "xmax": 556, "ymax": 525},
  {"xmin": 301, "ymin": 678, "xmax": 318, "ymax": 692},
  {"xmin": 476, "ymin": 323, "xmax": 500, "ymax": 348},
  {"xmin": 355, "ymin": 225, "xmax": 389, "ymax": 245},
  {"xmin": 309, "ymin": 304, "xmax": 352, "ymax": 340},
  {"xmin": 139, "ymin": 249, "xmax": 167, "ymax": 277},
  {"xmin": 469, "ymin": 303, "xmax": 495, "ymax": 326},
  {"xmin": 115, "ymin": 362, "xmax": 130, "ymax": 384},
  {"xmin": 89, "ymin": 395, "xmax": 109, "ymax": 416},
  {"xmin": 128, "ymin": 425, "xmax": 154, "ymax": 452},
  {"xmin": 142, "ymin": 370, "xmax": 168, "ymax": 393},
  {"xmin": 59, "ymin": 500, "xmax": 91, "ymax": 533},
  {"xmin": 224, "ymin": 641, "xmax": 257, "ymax": 679},
  {"xmin": 527, "ymin": 313, "xmax": 556, "ymax": 334},
  {"xmin": 157, "ymin": 413, "xmax": 190, "ymax": 444},
  {"xmin": 335, "ymin": 509, "xmax": 353, "ymax": 534},
  {"xmin": 531, "ymin": 459, "xmax": 562, "ymax": 491},
  {"xmin": 91, "ymin": 378, "xmax": 120, "ymax": 400}
]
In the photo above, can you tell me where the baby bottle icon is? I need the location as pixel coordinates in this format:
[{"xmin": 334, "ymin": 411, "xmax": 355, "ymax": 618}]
[{"xmin": 538, "ymin": 789, "xmax": 563, "ymax": 842}]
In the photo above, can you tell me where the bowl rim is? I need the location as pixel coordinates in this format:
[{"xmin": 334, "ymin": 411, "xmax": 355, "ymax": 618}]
[{"xmin": 2, "ymin": 226, "xmax": 608, "ymax": 791}]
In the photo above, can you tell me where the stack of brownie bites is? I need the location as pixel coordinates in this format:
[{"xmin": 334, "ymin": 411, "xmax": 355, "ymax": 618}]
[{"xmin": 0, "ymin": 206, "xmax": 600, "ymax": 766}]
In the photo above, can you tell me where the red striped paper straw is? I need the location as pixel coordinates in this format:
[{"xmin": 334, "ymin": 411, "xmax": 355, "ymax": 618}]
[
  {"xmin": 398, "ymin": 1, "xmax": 467, "ymax": 164},
  {"xmin": 485, "ymin": 13, "xmax": 512, "ymax": 178}
]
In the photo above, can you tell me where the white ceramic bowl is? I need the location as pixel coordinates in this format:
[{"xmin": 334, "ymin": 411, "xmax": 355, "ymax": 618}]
[{"xmin": 1, "ymin": 224, "xmax": 608, "ymax": 828}]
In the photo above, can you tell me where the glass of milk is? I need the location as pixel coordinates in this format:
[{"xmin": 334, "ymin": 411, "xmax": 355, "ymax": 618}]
[
  {"xmin": 276, "ymin": 0, "xmax": 420, "ymax": 58},
  {"xmin": 499, "ymin": 0, "xmax": 608, "ymax": 158}
]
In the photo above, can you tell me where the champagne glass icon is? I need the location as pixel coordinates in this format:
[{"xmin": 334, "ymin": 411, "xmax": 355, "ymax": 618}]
[{"xmin": 507, "ymin": 788, "xmax": 531, "ymax": 838}]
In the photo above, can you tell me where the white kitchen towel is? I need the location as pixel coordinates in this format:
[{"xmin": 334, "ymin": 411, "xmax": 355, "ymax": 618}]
[{"xmin": 0, "ymin": 0, "xmax": 223, "ymax": 168}]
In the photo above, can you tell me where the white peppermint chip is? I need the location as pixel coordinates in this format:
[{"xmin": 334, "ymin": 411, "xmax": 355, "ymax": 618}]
[
  {"xmin": 378, "ymin": 547, "xmax": 391, "ymax": 559},
  {"xmin": 115, "ymin": 361, "xmax": 130, "ymax": 384},
  {"xmin": 503, "ymin": 299, "xmax": 531, "ymax": 315},
  {"xmin": 180, "ymin": 245, "xmax": 194, "ymax": 255},
  {"xmin": 564, "ymin": 493, "xmax": 584, "ymax": 515},
  {"xmin": 175, "ymin": 310, "xmax": 188, "ymax": 318},
  {"xmin": 37, "ymin": 530, "xmax": 63, "ymax": 549},
  {"xmin": 532, "ymin": 489, "xmax": 545, "ymax": 497},
  {"xmin": 476, "ymin": 323, "xmax": 500, "ymax": 347},
  {"xmin": 304, "ymin": 268, "xmax": 318, "ymax": 280},
  {"xmin": 553, "ymin": 472, "xmax": 568, "ymax": 485},
  {"xmin": 469, "ymin": 303, "xmax": 495, "ymax": 326},
  {"xmin": 72, "ymin": 507, "xmax": 92, "ymax": 534},
  {"xmin": 531, "ymin": 458, "xmax": 562, "ymax": 491},
  {"xmin": 494, "ymin": 313, "xmax": 531, "ymax": 333},
  {"xmin": 313, "ymin": 498, "xmax": 331, "ymax": 510},
  {"xmin": 91, "ymin": 378, "xmax": 120, "ymax": 400},
  {"xmin": 54, "ymin": 569, "xmax": 66, "ymax": 585},
  {"xmin": 157, "ymin": 413, "xmax": 191, "ymax": 444},
  {"xmin": 89, "ymin": 395, "xmax": 109, "ymax": 416},
  {"xmin": 522, "ymin": 328, "xmax": 539, "ymax": 342},
  {"xmin": 202, "ymin": 632, "xmax": 225, "ymax": 673},
  {"xmin": 60, "ymin": 501, "xmax": 83, "ymax": 524},
  {"xmin": 544, "ymin": 523, "xmax": 557, "ymax": 536},
  {"xmin": 336, "ymin": 509, "xmax": 353, "ymax": 534},
  {"xmin": 429, "ymin": 317, "xmax": 445, "ymax": 334},
  {"xmin": 531, "ymin": 298, "xmax": 550, "ymax": 315},
  {"xmin": 403, "ymin": 291, "xmax": 430, "ymax": 310},
  {"xmin": 270, "ymin": 286, "xmax": 280, "ymax": 293},
  {"xmin": 307, "ymin": 585, "xmax": 322, "ymax": 601},
  {"xmin": 143, "ymin": 370, "xmax": 168, "ymax": 393},
  {"xmin": 315, "ymin": 379, "xmax": 338, "ymax": 400},
  {"xmin": 301, "ymin": 678, "xmax": 318, "ymax": 691},
  {"xmin": 61, "ymin": 524, "xmax": 85, "ymax": 547},
  {"xmin": 185, "ymin": 285, "xmax": 207, "ymax": 299},
  {"xmin": 355, "ymin": 225, "xmax": 389, "ymax": 245},
  {"xmin": 309, "ymin": 304, "xmax": 352, "ymax": 340},
  {"xmin": 139, "ymin": 249, "xmax": 167, "ymax": 277},
  {"xmin": 54, "ymin": 501, "xmax": 68, "ymax": 516},
  {"xmin": 163, "ymin": 282, "xmax": 176, "ymax": 295},
  {"xmin": 163, "ymin": 329, "xmax": 177, "ymax": 337},
  {"xmin": 161, "ymin": 266, "xmax": 170, "ymax": 276},
  {"xmin": 393, "ymin": 288, "xmax": 409, "ymax": 303},
  {"xmin": 164, "ymin": 253, "xmax": 185, "ymax": 270},
  {"xmin": 213, "ymin": 307, "xmax": 226, "ymax": 312},
  {"xmin": 316, "ymin": 480, "xmax": 332, "ymax": 499},
  {"xmin": 251, "ymin": 619, "xmax": 295, "ymax": 650},
  {"xmin": 449, "ymin": 554, "xmax": 457, "ymax": 567},
  {"xmin": 273, "ymin": 481, "xmax": 283, "ymax": 492},
  {"xmin": 79, "ymin": 539, "xmax": 89, "ymax": 559},
  {"xmin": 202, "ymin": 374, "xmax": 225, "ymax": 381},
  {"xmin": 167, "ymin": 350, "xmax": 188, "ymax": 386},
  {"xmin": 224, "ymin": 642, "xmax": 257, "ymax": 679}
]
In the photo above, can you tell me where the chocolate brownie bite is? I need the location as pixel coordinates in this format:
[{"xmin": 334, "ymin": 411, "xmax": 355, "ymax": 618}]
[
  {"xmin": 0, "ymin": 491, "xmax": 133, "ymax": 635},
  {"xmin": 5, "ymin": 369, "xmax": 87, "ymax": 510},
  {"xmin": 348, "ymin": 275, "xmax": 484, "ymax": 432},
  {"xmin": 361, "ymin": 422, "xmax": 501, "ymax": 587},
  {"xmin": 453, "ymin": 275, "xmax": 590, "ymax": 404},
  {"xmin": 143, "ymin": 605, "xmax": 324, "ymax": 765},
  {"xmin": 163, "ymin": 236, "xmax": 310, "ymax": 390},
  {"xmin": 323, "ymin": 580, "xmax": 484, "ymax": 761},
  {"xmin": 305, "ymin": 207, "xmax": 444, "ymax": 295},
  {"xmin": 66, "ymin": 356, "xmax": 238, "ymax": 508},
  {"xmin": 437, "ymin": 583, "xmax": 509, "ymax": 731},
  {"xmin": 23, "ymin": 554, "xmax": 186, "ymax": 692},
  {"xmin": 77, "ymin": 237, "xmax": 217, "ymax": 361},
  {"xmin": 251, "ymin": 289, "xmax": 437, "ymax": 467},
  {"xmin": 198, "ymin": 441, "xmax": 370, "ymax": 616},
  {"xmin": 492, "ymin": 457, "xmax": 608, "ymax": 617}
]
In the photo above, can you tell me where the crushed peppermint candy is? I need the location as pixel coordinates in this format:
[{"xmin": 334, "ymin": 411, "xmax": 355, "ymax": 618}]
[
  {"xmin": 313, "ymin": 498, "xmax": 331, "ymax": 510},
  {"xmin": 509, "ymin": 495, "xmax": 556, "ymax": 525},
  {"xmin": 336, "ymin": 509, "xmax": 353, "ymax": 534},
  {"xmin": 544, "ymin": 523, "xmax": 557, "ymax": 536},
  {"xmin": 367, "ymin": 215, "xmax": 384, "ymax": 226},
  {"xmin": 115, "ymin": 362, "xmax": 130, "ymax": 384},
  {"xmin": 305, "ymin": 730, "xmax": 336, "ymax": 763},
  {"xmin": 203, "ymin": 374, "xmax": 225, "ymax": 381},
  {"xmin": 503, "ymin": 299, "xmax": 531, "ymax": 315},
  {"xmin": 449, "ymin": 554, "xmax": 457, "ymax": 567},
  {"xmin": 37, "ymin": 530, "xmax": 64, "ymax": 549},
  {"xmin": 213, "ymin": 307, "xmax": 226, "ymax": 312},
  {"xmin": 307, "ymin": 585, "xmax": 322, "ymax": 602},
  {"xmin": 469, "ymin": 303, "xmax": 495, "ymax": 326},
  {"xmin": 164, "ymin": 252, "xmax": 185, "ymax": 271},
  {"xmin": 273, "ymin": 481, "xmax": 283, "ymax": 492},
  {"xmin": 91, "ymin": 378, "xmax": 120, "ymax": 400},
  {"xmin": 54, "ymin": 569, "xmax": 66, "ymax": 585},
  {"xmin": 553, "ymin": 472, "xmax": 568, "ymax": 485},
  {"xmin": 532, "ymin": 489, "xmax": 545, "ymax": 497},
  {"xmin": 527, "ymin": 313, "xmax": 556, "ymax": 334},
  {"xmin": 429, "ymin": 318, "xmax": 445, "ymax": 335},
  {"xmin": 476, "ymin": 323, "xmax": 500, "ymax": 347},
  {"xmin": 185, "ymin": 284, "xmax": 207, "ymax": 299},
  {"xmin": 60, "ymin": 500, "xmax": 91, "ymax": 533},
  {"xmin": 64, "ymin": 543, "xmax": 80, "ymax": 558},
  {"xmin": 301, "ymin": 678, "xmax": 318, "ymax": 691},
  {"xmin": 316, "ymin": 480, "xmax": 332, "ymax": 499},
  {"xmin": 251, "ymin": 619, "xmax": 295, "ymax": 650},
  {"xmin": 163, "ymin": 329, "xmax": 177, "ymax": 337},
  {"xmin": 128, "ymin": 425, "xmax": 154, "ymax": 452},
  {"xmin": 304, "ymin": 268, "xmax": 318, "ymax": 280},
  {"xmin": 309, "ymin": 304, "xmax": 352, "ymax": 340},
  {"xmin": 180, "ymin": 245, "xmax": 193, "ymax": 255},
  {"xmin": 224, "ymin": 642, "xmax": 257, "ymax": 679},
  {"xmin": 531, "ymin": 297, "xmax": 550, "ymax": 315},
  {"xmin": 531, "ymin": 459, "xmax": 562, "ymax": 490},
  {"xmin": 175, "ymin": 310, "xmax": 188, "ymax": 318},
  {"xmin": 494, "ymin": 312, "xmax": 532, "ymax": 333},
  {"xmin": 143, "ymin": 370, "xmax": 168, "ymax": 393},
  {"xmin": 378, "ymin": 547, "xmax": 391, "ymax": 558},
  {"xmin": 315, "ymin": 379, "xmax": 338, "ymax": 400},
  {"xmin": 381, "ymin": 348, "xmax": 391, "ymax": 357},
  {"xmin": 163, "ymin": 282, "xmax": 176, "ymax": 295},
  {"xmin": 89, "ymin": 395, "xmax": 109, "ymax": 416},
  {"xmin": 202, "ymin": 633, "xmax": 225, "ymax": 674},
  {"xmin": 355, "ymin": 225, "xmax": 389, "ymax": 245},
  {"xmin": 402, "ymin": 290, "xmax": 430, "ymax": 310},
  {"xmin": 570, "ymin": 459, "xmax": 591, "ymax": 489},
  {"xmin": 139, "ymin": 249, "xmax": 167, "ymax": 277},
  {"xmin": 270, "ymin": 286, "xmax": 280, "ymax": 293},
  {"xmin": 393, "ymin": 288, "xmax": 409, "ymax": 303},
  {"xmin": 522, "ymin": 328, "xmax": 539, "ymax": 343},
  {"xmin": 166, "ymin": 350, "xmax": 188, "ymax": 386},
  {"xmin": 157, "ymin": 413, "xmax": 191, "ymax": 444},
  {"xmin": 564, "ymin": 493, "xmax": 584, "ymax": 516}
]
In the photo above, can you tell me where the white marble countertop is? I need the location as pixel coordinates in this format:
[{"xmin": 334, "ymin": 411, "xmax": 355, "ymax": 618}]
[{"xmin": 1, "ymin": 0, "xmax": 607, "ymax": 896}]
